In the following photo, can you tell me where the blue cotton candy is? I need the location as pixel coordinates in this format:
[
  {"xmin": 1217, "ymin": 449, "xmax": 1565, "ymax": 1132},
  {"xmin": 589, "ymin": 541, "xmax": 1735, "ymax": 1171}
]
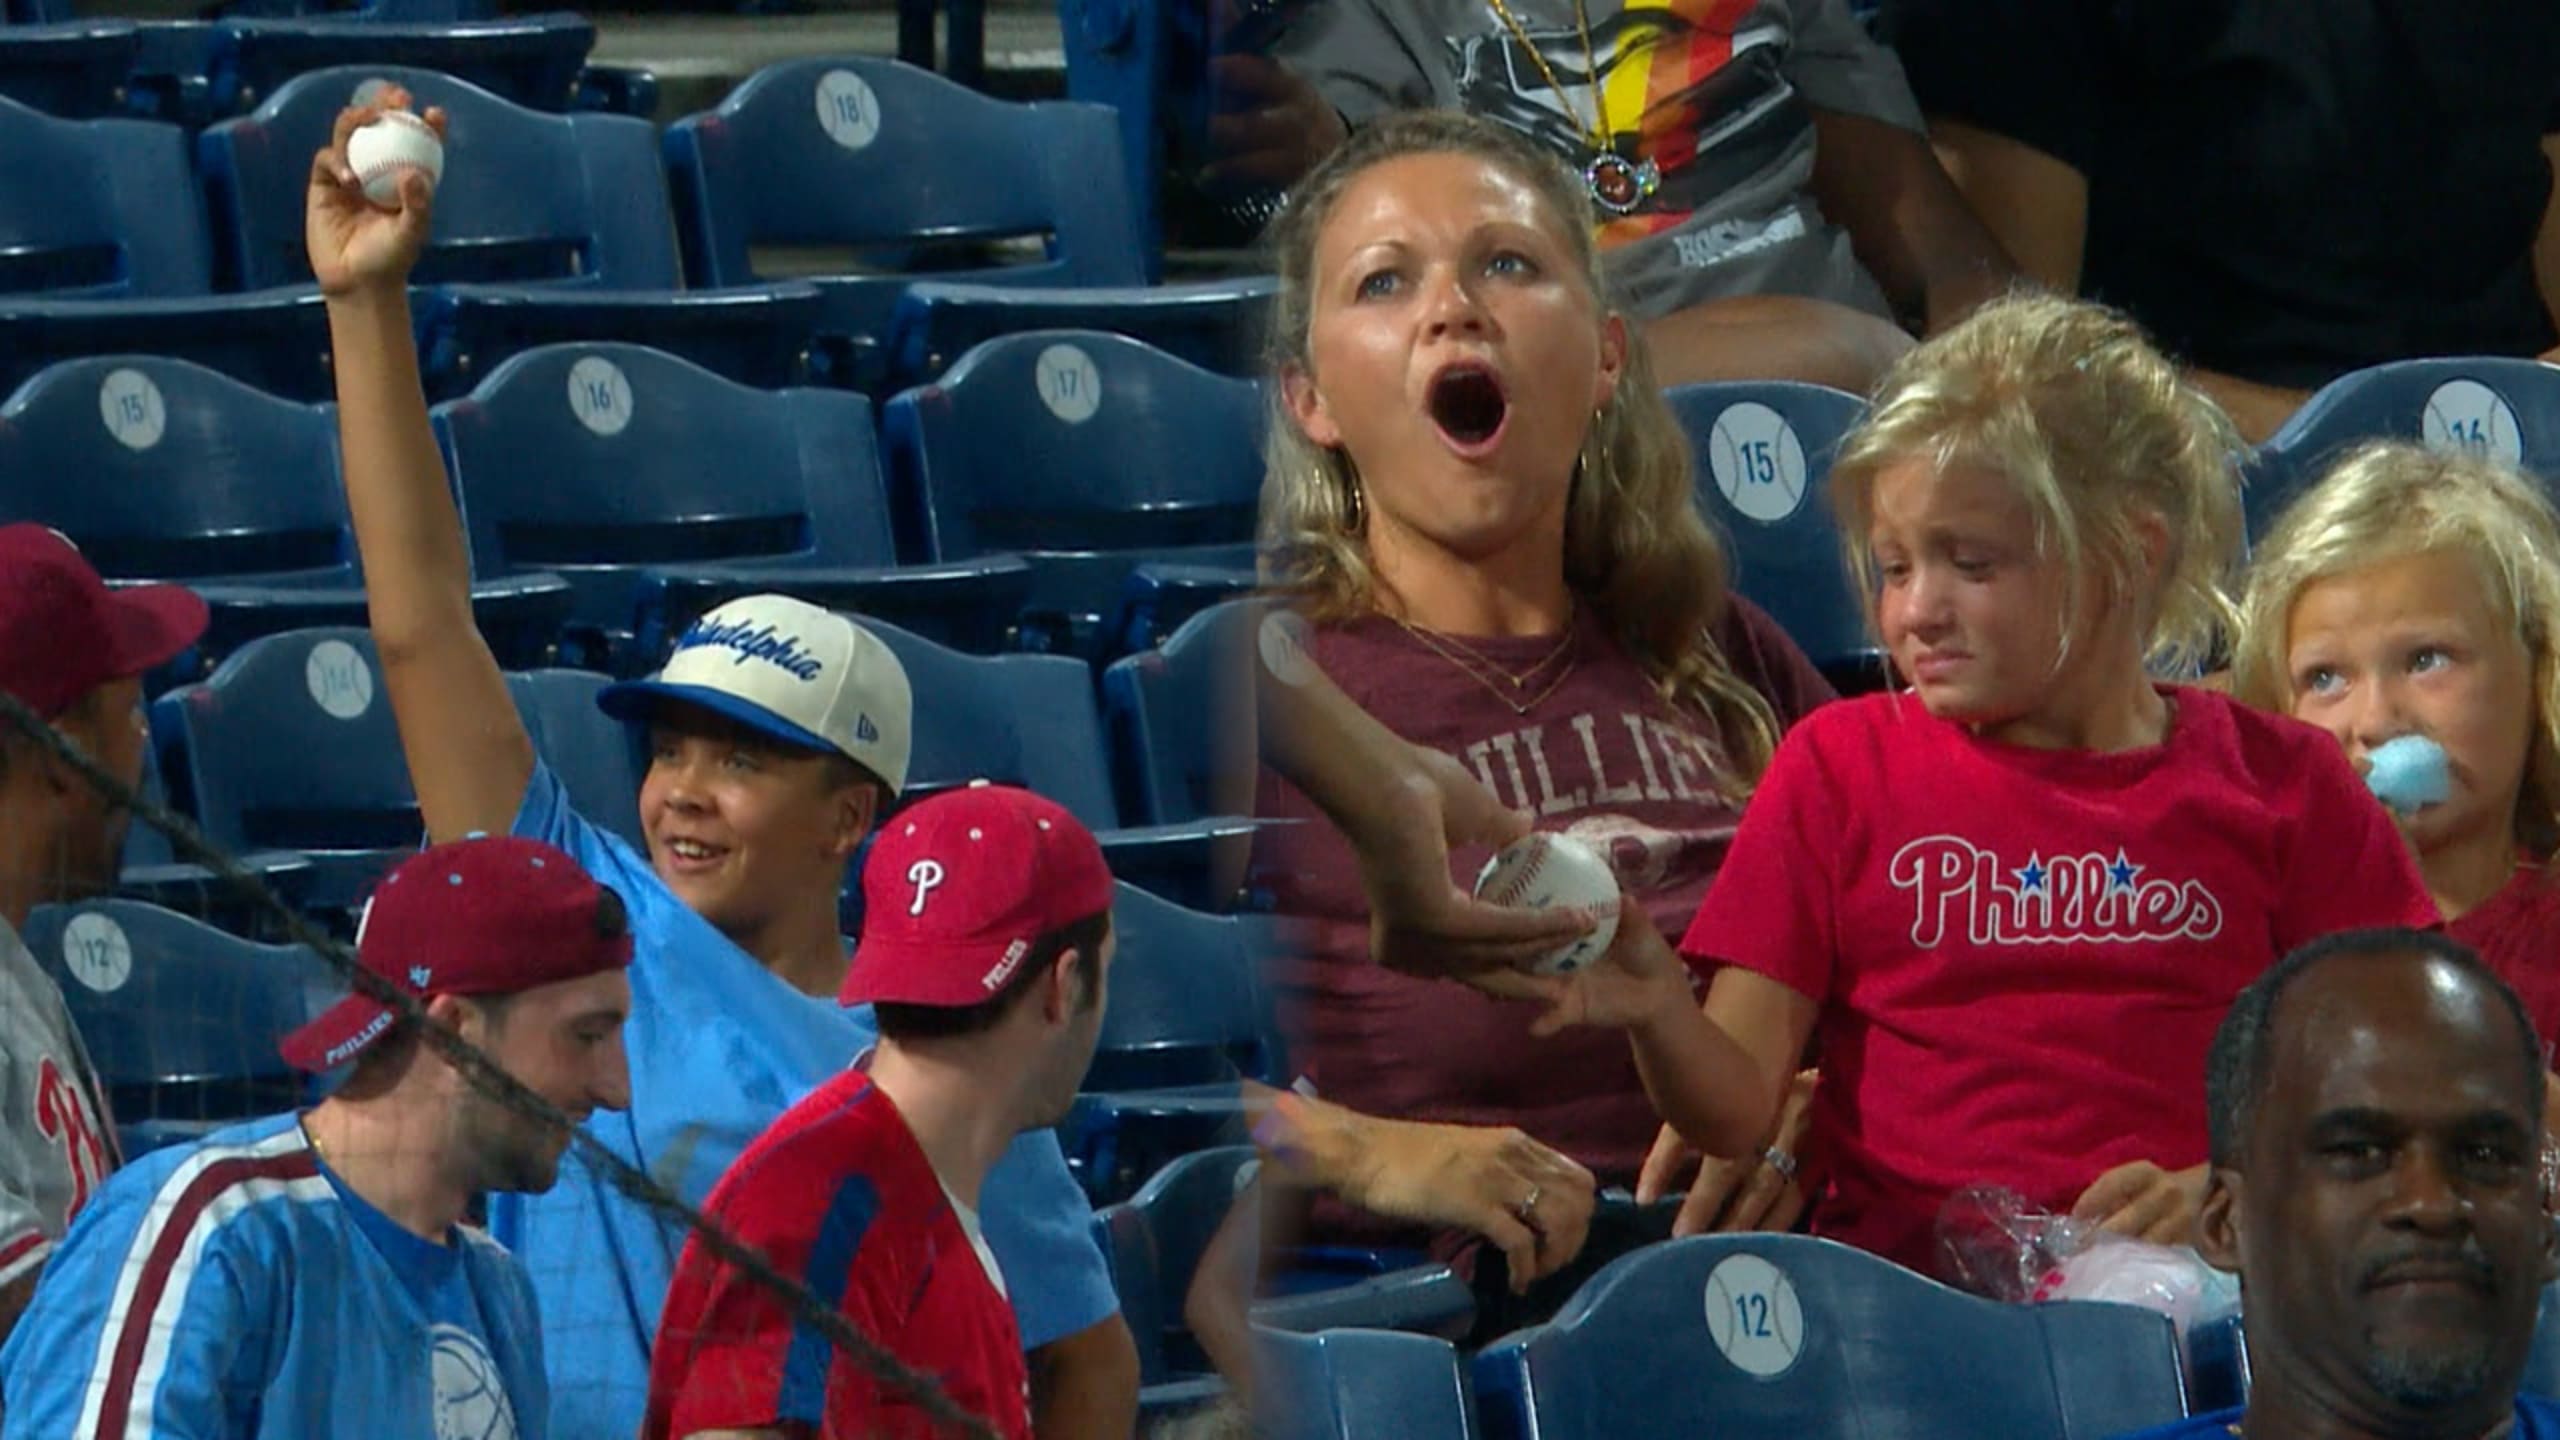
[{"xmin": 2366, "ymin": 734, "xmax": 2451, "ymax": 814}]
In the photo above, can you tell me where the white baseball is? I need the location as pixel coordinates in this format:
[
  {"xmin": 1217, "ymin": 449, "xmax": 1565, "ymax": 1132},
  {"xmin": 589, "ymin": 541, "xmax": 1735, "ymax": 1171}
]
[
  {"xmin": 1472, "ymin": 832, "xmax": 1621, "ymax": 975},
  {"xmin": 347, "ymin": 110, "xmax": 444, "ymax": 208}
]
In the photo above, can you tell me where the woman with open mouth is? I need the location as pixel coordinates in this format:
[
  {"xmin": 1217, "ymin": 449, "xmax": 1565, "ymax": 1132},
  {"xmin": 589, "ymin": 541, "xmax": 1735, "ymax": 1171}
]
[{"xmin": 1241, "ymin": 109, "xmax": 1835, "ymax": 1341}]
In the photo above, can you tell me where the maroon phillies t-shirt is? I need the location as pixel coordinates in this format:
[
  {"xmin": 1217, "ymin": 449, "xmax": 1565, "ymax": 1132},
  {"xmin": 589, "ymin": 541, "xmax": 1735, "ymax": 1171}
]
[
  {"xmin": 2450, "ymin": 858, "xmax": 2560, "ymax": 1043},
  {"xmin": 1252, "ymin": 596, "xmax": 1833, "ymax": 1248}
]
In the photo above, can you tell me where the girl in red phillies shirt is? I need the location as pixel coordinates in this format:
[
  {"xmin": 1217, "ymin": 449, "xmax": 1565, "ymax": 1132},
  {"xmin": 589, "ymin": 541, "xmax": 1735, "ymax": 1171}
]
[
  {"xmin": 1533, "ymin": 292, "xmax": 2438, "ymax": 1282},
  {"xmin": 2235, "ymin": 440, "xmax": 2560, "ymax": 1042}
]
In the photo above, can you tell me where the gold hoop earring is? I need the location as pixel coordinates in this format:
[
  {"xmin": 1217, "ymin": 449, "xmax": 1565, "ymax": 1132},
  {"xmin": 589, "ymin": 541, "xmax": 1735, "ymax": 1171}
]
[{"xmin": 1578, "ymin": 405, "xmax": 1608, "ymax": 490}]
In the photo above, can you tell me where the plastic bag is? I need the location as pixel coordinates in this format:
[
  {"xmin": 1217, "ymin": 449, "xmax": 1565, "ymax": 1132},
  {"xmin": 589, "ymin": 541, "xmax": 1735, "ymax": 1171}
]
[{"xmin": 1936, "ymin": 1184, "xmax": 2239, "ymax": 1339}]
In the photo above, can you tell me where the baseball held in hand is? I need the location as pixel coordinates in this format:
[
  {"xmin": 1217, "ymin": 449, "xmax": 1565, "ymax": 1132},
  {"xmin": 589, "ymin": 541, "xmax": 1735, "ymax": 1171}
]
[
  {"xmin": 1472, "ymin": 832, "xmax": 1620, "ymax": 975},
  {"xmin": 348, "ymin": 110, "xmax": 443, "ymax": 208}
]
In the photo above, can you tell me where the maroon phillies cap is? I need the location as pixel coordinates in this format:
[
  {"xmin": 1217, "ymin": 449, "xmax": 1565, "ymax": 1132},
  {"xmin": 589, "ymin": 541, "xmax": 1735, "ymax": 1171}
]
[
  {"xmin": 0, "ymin": 525, "xmax": 207, "ymax": 718},
  {"xmin": 841, "ymin": 782, "xmax": 1114, "ymax": 1008},
  {"xmin": 281, "ymin": 836, "xmax": 635, "ymax": 1072}
]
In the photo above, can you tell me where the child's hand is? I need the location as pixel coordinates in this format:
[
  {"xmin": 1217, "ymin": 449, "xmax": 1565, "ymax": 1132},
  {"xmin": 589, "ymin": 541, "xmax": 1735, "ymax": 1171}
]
[
  {"xmin": 2071, "ymin": 1159, "xmax": 2206, "ymax": 1246},
  {"xmin": 1471, "ymin": 895, "xmax": 1691, "ymax": 1036},
  {"xmin": 306, "ymin": 89, "xmax": 443, "ymax": 298}
]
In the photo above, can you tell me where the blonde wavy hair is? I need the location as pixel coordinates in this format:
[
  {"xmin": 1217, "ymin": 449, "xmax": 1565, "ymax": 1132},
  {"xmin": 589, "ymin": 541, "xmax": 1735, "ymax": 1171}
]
[
  {"xmin": 1829, "ymin": 292, "xmax": 2247, "ymax": 677},
  {"xmin": 1256, "ymin": 110, "xmax": 1778, "ymax": 793},
  {"xmin": 2234, "ymin": 440, "xmax": 2560, "ymax": 854}
]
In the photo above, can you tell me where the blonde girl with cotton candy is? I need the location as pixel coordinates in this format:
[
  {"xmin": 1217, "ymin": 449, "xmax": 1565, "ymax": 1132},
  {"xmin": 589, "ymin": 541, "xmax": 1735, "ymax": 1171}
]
[
  {"xmin": 2235, "ymin": 440, "xmax": 2560, "ymax": 1038},
  {"xmin": 1529, "ymin": 293, "xmax": 2437, "ymax": 1282}
]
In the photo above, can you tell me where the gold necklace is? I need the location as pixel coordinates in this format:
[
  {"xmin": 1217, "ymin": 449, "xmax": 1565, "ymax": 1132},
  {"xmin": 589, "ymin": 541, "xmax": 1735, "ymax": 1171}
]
[
  {"xmin": 1391, "ymin": 615, "xmax": 1582, "ymax": 716},
  {"xmin": 1480, "ymin": 0, "xmax": 1662, "ymax": 215},
  {"xmin": 1390, "ymin": 600, "xmax": 1577, "ymax": 689}
]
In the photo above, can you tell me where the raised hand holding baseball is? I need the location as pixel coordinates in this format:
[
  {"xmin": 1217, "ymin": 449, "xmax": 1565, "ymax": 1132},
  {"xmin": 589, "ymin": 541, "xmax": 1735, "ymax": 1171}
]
[{"xmin": 306, "ymin": 86, "xmax": 445, "ymax": 298}]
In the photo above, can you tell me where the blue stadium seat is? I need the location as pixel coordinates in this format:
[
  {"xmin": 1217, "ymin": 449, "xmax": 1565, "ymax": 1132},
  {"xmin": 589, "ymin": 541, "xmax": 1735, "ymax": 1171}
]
[
  {"xmin": 1063, "ymin": 882, "xmax": 1271, "ymax": 1200},
  {"xmin": 431, "ymin": 341, "xmax": 1030, "ymax": 662},
  {"xmin": 1472, "ymin": 1235, "xmax": 2189, "ymax": 1440},
  {"xmin": 2182, "ymin": 1311, "xmax": 2249, "ymax": 1414},
  {"xmin": 20, "ymin": 899, "xmax": 336, "ymax": 1157},
  {"xmin": 1107, "ymin": 560, "xmax": 1260, "ymax": 662},
  {"xmin": 882, "ymin": 330, "xmax": 1264, "ymax": 657},
  {"xmin": 1664, "ymin": 381, "xmax": 1881, "ymax": 692},
  {"xmin": 1253, "ymin": 1327, "xmax": 1482, "ymax": 1440},
  {"xmin": 1101, "ymin": 599, "xmax": 1254, "ymax": 828},
  {"xmin": 118, "ymin": 731, "xmax": 319, "ymax": 936},
  {"xmin": 153, "ymin": 628, "xmax": 423, "ymax": 912},
  {"xmin": 887, "ymin": 275, "xmax": 1276, "ymax": 389},
  {"xmin": 863, "ymin": 617, "xmax": 1258, "ymax": 911},
  {"xmin": 0, "ymin": 291, "xmax": 336, "ymax": 404},
  {"xmin": 662, "ymin": 56, "xmax": 1149, "ymax": 391},
  {"xmin": 1086, "ymin": 881, "xmax": 1269, "ymax": 1093},
  {"xmin": 2248, "ymin": 356, "xmax": 2560, "ymax": 540},
  {"xmin": 201, "ymin": 65, "xmax": 677, "ymax": 293},
  {"xmin": 200, "ymin": 65, "xmax": 808, "ymax": 397},
  {"xmin": 1096, "ymin": 1145, "xmax": 1255, "ymax": 1409},
  {"xmin": 506, "ymin": 667, "xmax": 641, "ymax": 851},
  {"xmin": 203, "ymin": 12, "xmax": 595, "ymax": 118},
  {"xmin": 413, "ymin": 279, "xmax": 824, "ymax": 402},
  {"xmin": 0, "ymin": 354, "xmax": 569, "ymax": 678},
  {"xmin": 0, "ymin": 20, "xmax": 140, "ymax": 119},
  {"xmin": 0, "ymin": 94, "xmax": 211, "ymax": 298}
]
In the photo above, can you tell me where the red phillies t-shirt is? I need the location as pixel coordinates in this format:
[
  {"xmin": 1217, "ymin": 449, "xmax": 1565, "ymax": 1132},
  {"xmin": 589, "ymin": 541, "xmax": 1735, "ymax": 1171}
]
[
  {"xmin": 1253, "ymin": 597, "xmax": 1833, "ymax": 1246},
  {"xmin": 1681, "ymin": 687, "xmax": 2437, "ymax": 1278},
  {"xmin": 2449, "ymin": 858, "xmax": 2560, "ymax": 1042},
  {"xmin": 642, "ymin": 1070, "xmax": 1031, "ymax": 1440}
]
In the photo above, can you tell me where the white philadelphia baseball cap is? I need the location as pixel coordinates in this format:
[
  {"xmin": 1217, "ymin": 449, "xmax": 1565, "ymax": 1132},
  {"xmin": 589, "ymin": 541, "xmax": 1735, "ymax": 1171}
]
[{"xmin": 596, "ymin": 595, "xmax": 913, "ymax": 793}]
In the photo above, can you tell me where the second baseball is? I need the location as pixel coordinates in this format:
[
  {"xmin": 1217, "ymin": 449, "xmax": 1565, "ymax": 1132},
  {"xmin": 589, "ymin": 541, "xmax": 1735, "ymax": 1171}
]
[
  {"xmin": 348, "ymin": 110, "xmax": 444, "ymax": 208},
  {"xmin": 1472, "ymin": 832, "xmax": 1621, "ymax": 975}
]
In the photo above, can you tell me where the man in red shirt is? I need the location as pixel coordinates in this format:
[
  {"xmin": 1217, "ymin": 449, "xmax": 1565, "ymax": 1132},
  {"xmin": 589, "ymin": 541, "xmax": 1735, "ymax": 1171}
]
[{"xmin": 642, "ymin": 783, "xmax": 1116, "ymax": 1440}]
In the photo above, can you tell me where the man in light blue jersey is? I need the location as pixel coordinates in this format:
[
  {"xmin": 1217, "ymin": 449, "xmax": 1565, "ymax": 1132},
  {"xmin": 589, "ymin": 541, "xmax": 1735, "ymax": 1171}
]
[
  {"xmin": 305, "ymin": 89, "xmax": 1138, "ymax": 1440},
  {"xmin": 0, "ymin": 835, "xmax": 635, "ymax": 1440}
]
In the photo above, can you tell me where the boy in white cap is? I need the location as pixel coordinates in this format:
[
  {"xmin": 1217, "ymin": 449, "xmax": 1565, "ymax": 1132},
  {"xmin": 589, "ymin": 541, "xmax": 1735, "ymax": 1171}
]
[{"xmin": 305, "ymin": 88, "xmax": 1135, "ymax": 1440}]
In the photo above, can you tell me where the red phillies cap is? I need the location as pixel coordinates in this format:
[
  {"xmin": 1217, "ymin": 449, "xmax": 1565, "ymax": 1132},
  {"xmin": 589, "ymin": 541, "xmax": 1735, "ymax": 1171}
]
[
  {"xmin": 280, "ymin": 836, "xmax": 635, "ymax": 1072},
  {"xmin": 0, "ymin": 524, "xmax": 207, "ymax": 718},
  {"xmin": 841, "ymin": 782, "xmax": 1114, "ymax": 1008}
]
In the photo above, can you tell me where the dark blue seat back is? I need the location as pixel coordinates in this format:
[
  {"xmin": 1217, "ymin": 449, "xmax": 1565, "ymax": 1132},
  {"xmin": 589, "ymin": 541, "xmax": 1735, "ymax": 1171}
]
[
  {"xmin": 207, "ymin": 13, "xmax": 596, "ymax": 119},
  {"xmin": 861, "ymin": 617, "xmax": 1123, "ymax": 831},
  {"xmin": 1254, "ymin": 1326, "xmax": 1481, "ymax": 1440},
  {"xmin": 1472, "ymin": 1235, "xmax": 2189, "ymax": 1440},
  {"xmin": 2248, "ymin": 357, "xmax": 2560, "ymax": 541},
  {"xmin": 663, "ymin": 55, "xmax": 1147, "ymax": 294},
  {"xmin": 155, "ymin": 628, "xmax": 423, "ymax": 858},
  {"xmin": 20, "ymin": 899, "xmax": 333, "ymax": 1112},
  {"xmin": 0, "ymin": 354, "xmax": 349, "ymax": 582},
  {"xmin": 887, "ymin": 275, "xmax": 1276, "ymax": 388},
  {"xmin": 506, "ymin": 667, "xmax": 641, "ymax": 850},
  {"xmin": 1086, "ymin": 880, "xmax": 1267, "ymax": 1092},
  {"xmin": 199, "ymin": 64, "xmax": 677, "ymax": 291},
  {"xmin": 1665, "ymin": 381, "xmax": 1875, "ymax": 688},
  {"xmin": 1095, "ymin": 1146, "xmax": 1258, "ymax": 1385},
  {"xmin": 0, "ymin": 20, "xmax": 143, "ymax": 120},
  {"xmin": 1100, "ymin": 599, "xmax": 1254, "ymax": 827},
  {"xmin": 884, "ymin": 328, "xmax": 1264, "ymax": 562},
  {"xmin": 433, "ymin": 341, "xmax": 896, "ymax": 630},
  {"xmin": 0, "ymin": 94, "xmax": 212, "ymax": 298}
]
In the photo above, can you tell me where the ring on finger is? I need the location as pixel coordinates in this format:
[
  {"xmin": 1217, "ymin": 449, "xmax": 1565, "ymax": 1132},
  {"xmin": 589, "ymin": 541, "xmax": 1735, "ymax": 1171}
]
[
  {"xmin": 1762, "ymin": 1147, "xmax": 1798, "ymax": 1182},
  {"xmin": 1511, "ymin": 1184, "xmax": 1542, "ymax": 1225}
]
